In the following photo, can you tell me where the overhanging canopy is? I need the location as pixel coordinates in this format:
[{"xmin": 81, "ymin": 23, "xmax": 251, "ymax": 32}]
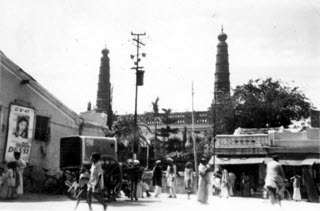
[
  {"xmin": 301, "ymin": 158, "xmax": 320, "ymax": 165},
  {"xmin": 209, "ymin": 156, "xmax": 265, "ymax": 165},
  {"xmin": 209, "ymin": 156, "xmax": 320, "ymax": 166}
]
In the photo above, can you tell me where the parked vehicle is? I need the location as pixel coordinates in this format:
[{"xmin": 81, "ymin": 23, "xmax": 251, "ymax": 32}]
[{"xmin": 60, "ymin": 136, "xmax": 123, "ymax": 202}]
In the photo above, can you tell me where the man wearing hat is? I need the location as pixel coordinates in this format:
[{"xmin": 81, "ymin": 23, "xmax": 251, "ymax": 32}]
[
  {"xmin": 130, "ymin": 159, "xmax": 142, "ymax": 201},
  {"xmin": 152, "ymin": 160, "xmax": 162, "ymax": 197},
  {"xmin": 166, "ymin": 158, "xmax": 177, "ymax": 198},
  {"xmin": 13, "ymin": 151, "xmax": 26, "ymax": 196},
  {"xmin": 264, "ymin": 155, "xmax": 286, "ymax": 205}
]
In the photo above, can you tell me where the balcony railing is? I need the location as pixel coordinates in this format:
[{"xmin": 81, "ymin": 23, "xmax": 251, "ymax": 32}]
[{"xmin": 215, "ymin": 134, "xmax": 270, "ymax": 148}]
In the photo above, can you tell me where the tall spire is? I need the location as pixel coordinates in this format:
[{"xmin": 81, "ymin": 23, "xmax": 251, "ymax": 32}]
[
  {"xmin": 96, "ymin": 46, "xmax": 111, "ymax": 113},
  {"xmin": 214, "ymin": 27, "xmax": 230, "ymax": 103}
]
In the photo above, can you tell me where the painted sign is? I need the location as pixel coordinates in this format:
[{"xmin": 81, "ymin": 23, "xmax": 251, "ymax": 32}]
[{"xmin": 4, "ymin": 104, "xmax": 35, "ymax": 162}]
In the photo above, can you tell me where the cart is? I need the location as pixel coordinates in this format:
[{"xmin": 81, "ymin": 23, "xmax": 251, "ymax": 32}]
[{"xmin": 60, "ymin": 136, "xmax": 123, "ymax": 202}]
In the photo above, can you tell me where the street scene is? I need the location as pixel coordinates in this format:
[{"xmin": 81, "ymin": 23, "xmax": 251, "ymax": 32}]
[{"xmin": 0, "ymin": 0, "xmax": 319, "ymax": 210}]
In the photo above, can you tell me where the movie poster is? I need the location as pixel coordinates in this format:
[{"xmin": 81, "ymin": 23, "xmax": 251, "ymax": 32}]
[{"xmin": 4, "ymin": 104, "xmax": 35, "ymax": 162}]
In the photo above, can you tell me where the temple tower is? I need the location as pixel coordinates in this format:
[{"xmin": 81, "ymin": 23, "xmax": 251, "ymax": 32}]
[
  {"xmin": 96, "ymin": 48, "xmax": 111, "ymax": 113},
  {"xmin": 214, "ymin": 27, "xmax": 230, "ymax": 103}
]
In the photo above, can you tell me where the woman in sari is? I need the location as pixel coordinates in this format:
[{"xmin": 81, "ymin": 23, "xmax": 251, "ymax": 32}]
[
  {"xmin": 197, "ymin": 157, "xmax": 211, "ymax": 204},
  {"xmin": 220, "ymin": 169, "xmax": 229, "ymax": 198}
]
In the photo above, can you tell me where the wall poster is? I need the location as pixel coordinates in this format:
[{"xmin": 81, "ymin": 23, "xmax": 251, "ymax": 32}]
[{"xmin": 4, "ymin": 104, "xmax": 35, "ymax": 162}]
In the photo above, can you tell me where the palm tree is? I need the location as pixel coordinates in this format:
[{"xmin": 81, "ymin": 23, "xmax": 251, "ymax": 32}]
[
  {"xmin": 159, "ymin": 108, "xmax": 179, "ymax": 139},
  {"xmin": 145, "ymin": 97, "xmax": 164, "ymax": 159}
]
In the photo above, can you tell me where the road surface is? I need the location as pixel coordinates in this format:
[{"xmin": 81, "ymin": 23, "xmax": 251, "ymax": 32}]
[{"xmin": 0, "ymin": 193, "xmax": 319, "ymax": 211}]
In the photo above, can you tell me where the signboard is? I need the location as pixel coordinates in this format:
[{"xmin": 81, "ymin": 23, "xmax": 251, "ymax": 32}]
[{"xmin": 4, "ymin": 104, "xmax": 35, "ymax": 162}]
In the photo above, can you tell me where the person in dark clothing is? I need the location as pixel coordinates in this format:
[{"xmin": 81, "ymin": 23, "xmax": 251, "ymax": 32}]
[
  {"xmin": 130, "ymin": 160, "xmax": 143, "ymax": 201},
  {"xmin": 152, "ymin": 160, "xmax": 162, "ymax": 197}
]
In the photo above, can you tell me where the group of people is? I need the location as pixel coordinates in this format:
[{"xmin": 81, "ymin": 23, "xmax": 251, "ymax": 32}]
[
  {"xmin": 0, "ymin": 151, "xmax": 26, "ymax": 200},
  {"xmin": 0, "ymin": 151, "xmax": 301, "ymax": 210},
  {"xmin": 212, "ymin": 168, "xmax": 237, "ymax": 198},
  {"xmin": 151, "ymin": 156, "xmax": 211, "ymax": 203}
]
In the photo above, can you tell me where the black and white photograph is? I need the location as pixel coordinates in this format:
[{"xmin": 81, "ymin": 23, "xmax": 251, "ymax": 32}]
[{"xmin": 0, "ymin": 0, "xmax": 319, "ymax": 210}]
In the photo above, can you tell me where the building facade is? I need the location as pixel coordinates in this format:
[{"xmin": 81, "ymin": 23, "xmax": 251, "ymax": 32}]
[
  {"xmin": 211, "ymin": 128, "xmax": 320, "ymax": 201},
  {"xmin": 0, "ymin": 51, "xmax": 108, "ymax": 172}
]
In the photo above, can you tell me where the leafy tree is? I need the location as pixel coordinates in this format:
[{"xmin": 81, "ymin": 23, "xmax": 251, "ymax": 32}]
[
  {"xmin": 112, "ymin": 115, "xmax": 150, "ymax": 161},
  {"xmin": 210, "ymin": 95, "xmax": 236, "ymax": 134},
  {"xmin": 232, "ymin": 78, "xmax": 312, "ymax": 128}
]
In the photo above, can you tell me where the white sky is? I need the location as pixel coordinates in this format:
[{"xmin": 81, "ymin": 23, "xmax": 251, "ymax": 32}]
[{"xmin": 0, "ymin": 0, "xmax": 319, "ymax": 115}]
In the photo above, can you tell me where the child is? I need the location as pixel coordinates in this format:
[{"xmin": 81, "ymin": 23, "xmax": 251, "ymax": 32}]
[
  {"xmin": 74, "ymin": 165, "xmax": 90, "ymax": 210},
  {"xmin": 184, "ymin": 162, "xmax": 193, "ymax": 199}
]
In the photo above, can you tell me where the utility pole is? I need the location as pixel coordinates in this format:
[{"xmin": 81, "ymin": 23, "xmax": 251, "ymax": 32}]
[
  {"xmin": 212, "ymin": 93, "xmax": 216, "ymax": 168},
  {"xmin": 191, "ymin": 81, "xmax": 199, "ymax": 189},
  {"xmin": 130, "ymin": 32, "xmax": 146, "ymax": 160}
]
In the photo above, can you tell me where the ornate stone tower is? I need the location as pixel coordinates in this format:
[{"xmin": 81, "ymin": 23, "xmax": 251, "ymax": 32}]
[
  {"xmin": 214, "ymin": 27, "xmax": 230, "ymax": 103},
  {"xmin": 96, "ymin": 48, "xmax": 111, "ymax": 113}
]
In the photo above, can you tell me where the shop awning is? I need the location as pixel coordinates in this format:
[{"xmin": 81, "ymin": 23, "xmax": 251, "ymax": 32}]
[
  {"xmin": 279, "ymin": 159, "xmax": 302, "ymax": 166},
  {"xmin": 301, "ymin": 158, "xmax": 320, "ymax": 165},
  {"xmin": 209, "ymin": 156, "xmax": 265, "ymax": 165},
  {"xmin": 210, "ymin": 156, "xmax": 320, "ymax": 166},
  {"xmin": 265, "ymin": 158, "xmax": 319, "ymax": 166}
]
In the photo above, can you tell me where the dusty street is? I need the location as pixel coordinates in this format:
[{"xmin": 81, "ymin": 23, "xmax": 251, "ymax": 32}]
[{"xmin": 0, "ymin": 193, "xmax": 319, "ymax": 211}]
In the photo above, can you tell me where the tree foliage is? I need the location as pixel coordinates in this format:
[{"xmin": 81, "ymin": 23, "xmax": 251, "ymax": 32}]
[
  {"xmin": 210, "ymin": 95, "xmax": 236, "ymax": 134},
  {"xmin": 232, "ymin": 78, "xmax": 312, "ymax": 128},
  {"xmin": 112, "ymin": 115, "xmax": 151, "ymax": 160},
  {"xmin": 210, "ymin": 78, "xmax": 313, "ymax": 131}
]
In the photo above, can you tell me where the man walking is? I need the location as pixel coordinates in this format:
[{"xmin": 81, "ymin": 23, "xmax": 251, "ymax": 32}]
[
  {"xmin": 152, "ymin": 160, "xmax": 162, "ymax": 197},
  {"xmin": 264, "ymin": 155, "xmax": 286, "ymax": 205},
  {"xmin": 166, "ymin": 158, "xmax": 177, "ymax": 198}
]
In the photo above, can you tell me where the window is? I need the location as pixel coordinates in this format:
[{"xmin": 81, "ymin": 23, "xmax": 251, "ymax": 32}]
[{"xmin": 34, "ymin": 115, "xmax": 50, "ymax": 141}]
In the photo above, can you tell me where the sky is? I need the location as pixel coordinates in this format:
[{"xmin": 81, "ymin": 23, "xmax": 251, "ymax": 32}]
[{"xmin": 0, "ymin": 0, "xmax": 319, "ymax": 115}]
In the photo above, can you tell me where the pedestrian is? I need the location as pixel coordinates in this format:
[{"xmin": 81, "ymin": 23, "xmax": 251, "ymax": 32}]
[
  {"xmin": 0, "ymin": 162, "xmax": 16, "ymax": 200},
  {"xmin": 290, "ymin": 173, "xmax": 302, "ymax": 202},
  {"xmin": 131, "ymin": 159, "xmax": 143, "ymax": 201},
  {"xmin": 220, "ymin": 169, "xmax": 229, "ymax": 198},
  {"xmin": 228, "ymin": 172, "xmax": 236, "ymax": 196},
  {"xmin": 184, "ymin": 162, "xmax": 193, "ymax": 199},
  {"xmin": 166, "ymin": 158, "xmax": 177, "ymax": 198},
  {"xmin": 241, "ymin": 172, "xmax": 250, "ymax": 197},
  {"xmin": 197, "ymin": 157, "xmax": 212, "ymax": 204},
  {"xmin": 86, "ymin": 152, "xmax": 107, "ymax": 211},
  {"xmin": 139, "ymin": 169, "xmax": 151, "ymax": 198},
  {"xmin": 212, "ymin": 168, "xmax": 222, "ymax": 196},
  {"xmin": 13, "ymin": 151, "xmax": 26, "ymax": 196},
  {"xmin": 152, "ymin": 160, "xmax": 162, "ymax": 197},
  {"xmin": 264, "ymin": 155, "xmax": 286, "ymax": 205}
]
